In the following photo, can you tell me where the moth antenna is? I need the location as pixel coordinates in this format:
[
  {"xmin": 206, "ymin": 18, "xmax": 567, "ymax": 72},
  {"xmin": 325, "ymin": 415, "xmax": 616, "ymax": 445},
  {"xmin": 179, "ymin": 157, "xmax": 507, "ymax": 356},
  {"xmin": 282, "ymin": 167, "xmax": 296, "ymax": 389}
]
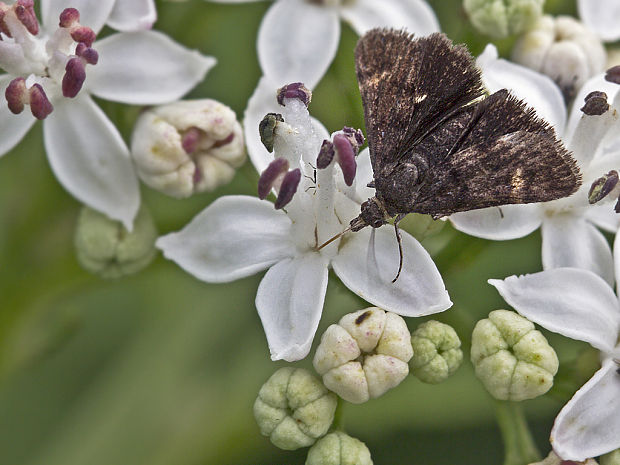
[
  {"xmin": 317, "ymin": 226, "xmax": 351, "ymax": 251},
  {"xmin": 391, "ymin": 215, "xmax": 406, "ymax": 283}
]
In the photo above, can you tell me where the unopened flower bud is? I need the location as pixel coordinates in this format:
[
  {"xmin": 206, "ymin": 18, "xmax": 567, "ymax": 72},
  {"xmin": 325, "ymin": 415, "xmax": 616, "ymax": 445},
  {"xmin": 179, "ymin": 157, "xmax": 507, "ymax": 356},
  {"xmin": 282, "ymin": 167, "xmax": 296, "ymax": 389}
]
[
  {"xmin": 306, "ymin": 432, "xmax": 373, "ymax": 465},
  {"xmin": 131, "ymin": 99, "xmax": 245, "ymax": 198},
  {"xmin": 601, "ymin": 448, "xmax": 620, "ymax": 465},
  {"xmin": 530, "ymin": 450, "xmax": 598, "ymax": 465},
  {"xmin": 253, "ymin": 367, "xmax": 337, "ymax": 450},
  {"xmin": 277, "ymin": 82, "xmax": 312, "ymax": 107},
  {"xmin": 471, "ymin": 310, "xmax": 559, "ymax": 401},
  {"xmin": 410, "ymin": 320, "xmax": 463, "ymax": 384},
  {"xmin": 74, "ymin": 205, "xmax": 157, "ymax": 279},
  {"xmin": 259, "ymin": 112, "xmax": 284, "ymax": 152},
  {"xmin": 463, "ymin": 0, "xmax": 544, "ymax": 39},
  {"xmin": 512, "ymin": 15, "xmax": 606, "ymax": 100},
  {"xmin": 313, "ymin": 307, "xmax": 413, "ymax": 404}
]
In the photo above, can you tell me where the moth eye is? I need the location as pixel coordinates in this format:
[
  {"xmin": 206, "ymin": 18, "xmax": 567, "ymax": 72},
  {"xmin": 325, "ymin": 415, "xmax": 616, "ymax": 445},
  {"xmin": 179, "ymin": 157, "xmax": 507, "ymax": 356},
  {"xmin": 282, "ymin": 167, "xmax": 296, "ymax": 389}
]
[{"xmin": 372, "ymin": 219, "xmax": 384, "ymax": 228}]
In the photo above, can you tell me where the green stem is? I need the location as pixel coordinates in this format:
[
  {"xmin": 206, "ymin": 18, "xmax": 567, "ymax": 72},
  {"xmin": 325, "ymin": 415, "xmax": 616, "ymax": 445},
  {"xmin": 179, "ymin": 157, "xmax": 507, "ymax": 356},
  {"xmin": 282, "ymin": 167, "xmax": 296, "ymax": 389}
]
[
  {"xmin": 331, "ymin": 399, "xmax": 345, "ymax": 431},
  {"xmin": 493, "ymin": 400, "xmax": 541, "ymax": 465}
]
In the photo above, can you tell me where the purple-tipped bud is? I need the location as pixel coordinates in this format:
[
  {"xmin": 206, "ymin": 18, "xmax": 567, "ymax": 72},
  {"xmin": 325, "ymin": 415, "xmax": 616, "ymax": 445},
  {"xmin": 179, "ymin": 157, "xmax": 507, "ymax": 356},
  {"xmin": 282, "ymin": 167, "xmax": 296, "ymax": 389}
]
[
  {"xmin": 28, "ymin": 83, "xmax": 53, "ymax": 119},
  {"xmin": 276, "ymin": 82, "xmax": 311, "ymax": 107},
  {"xmin": 62, "ymin": 57, "xmax": 86, "ymax": 98},
  {"xmin": 213, "ymin": 132, "xmax": 234, "ymax": 148},
  {"xmin": 76, "ymin": 43, "xmax": 98, "ymax": 65},
  {"xmin": 581, "ymin": 91, "xmax": 609, "ymax": 116},
  {"xmin": 181, "ymin": 127, "xmax": 202, "ymax": 154},
  {"xmin": 316, "ymin": 140, "xmax": 335, "ymax": 169},
  {"xmin": 605, "ymin": 65, "xmax": 620, "ymax": 85},
  {"xmin": 71, "ymin": 26, "xmax": 95, "ymax": 47},
  {"xmin": 259, "ymin": 112, "xmax": 284, "ymax": 152},
  {"xmin": 15, "ymin": 0, "xmax": 38, "ymax": 35},
  {"xmin": 275, "ymin": 168, "xmax": 301, "ymax": 209},
  {"xmin": 258, "ymin": 157, "xmax": 289, "ymax": 200},
  {"xmin": 5, "ymin": 77, "xmax": 27, "ymax": 114},
  {"xmin": 589, "ymin": 170, "xmax": 619, "ymax": 204},
  {"xmin": 333, "ymin": 133, "xmax": 357, "ymax": 186},
  {"xmin": 59, "ymin": 8, "xmax": 79, "ymax": 27}
]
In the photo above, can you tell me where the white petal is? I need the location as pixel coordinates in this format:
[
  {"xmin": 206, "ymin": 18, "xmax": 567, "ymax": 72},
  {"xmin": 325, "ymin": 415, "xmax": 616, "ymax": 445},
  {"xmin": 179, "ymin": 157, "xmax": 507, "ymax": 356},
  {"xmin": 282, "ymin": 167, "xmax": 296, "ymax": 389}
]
[
  {"xmin": 477, "ymin": 44, "xmax": 566, "ymax": 135},
  {"xmin": 41, "ymin": 0, "xmax": 114, "ymax": 34},
  {"xmin": 332, "ymin": 227, "xmax": 452, "ymax": 317},
  {"xmin": 541, "ymin": 214, "xmax": 614, "ymax": 285},
  {"xmin": 585, "ymin": 204, "xmax": 620, "ymax": 233},
  {"xmin": 614, "ymin": 231, "xmax": 620, "ymax": 286},
  {"xmin": 43, "ymin": 95, "xmax": 139, "ymax": 229},
  {"xmin": 88, "ymin": 31, "xmax": 215, "ymax": 105},
  {"xmin": 157, "ymin": 196, "xmax": 296, "ymax": 282},
  {"xmin": 449, "ymin": 204, "xmax": 543, "ymax": 240},
  {"xmin": 578, "ymin": 0, "xmax": 620, "ymax": 42},
  {"xmin": 489, "ymin": 269, "xmax": 620, "ymax": 353},
  {"xmin": 107, "ymin": 0, "xmax": 157, "ymax": 31},
  {"xmin": 340, "ymin": 0, "xmax": 439, "ymax": 36},
  {"xmin": 256, "ymin": 253, "xmax": 329, "ymax": 361},
  {"xmin": 551, "ymin": 360, "xmax": 620, "ymax": 460},
  {"xmin": 257, "ymin": 0, "xmax": 340, "ymax": 87},
  {"xmin": 0, "ymin": 75, "xmax": 36, "ymax": 157}
]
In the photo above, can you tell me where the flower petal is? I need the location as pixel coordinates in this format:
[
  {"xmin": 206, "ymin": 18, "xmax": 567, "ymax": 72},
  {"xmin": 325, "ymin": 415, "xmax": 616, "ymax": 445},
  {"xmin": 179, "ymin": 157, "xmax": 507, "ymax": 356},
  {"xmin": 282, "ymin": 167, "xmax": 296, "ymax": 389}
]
[
  {"xmin": 332, "ymin": 227, "xmax": 452, "ymax": 316},
  {"xmin": 340, "ymin": 0, "xmax": 439, "ymax": 36},
  {"xmin": 157, "ymin": 195, "xmax": 296, "ymax": 282},
  {"xmin": 541, "ymin": 214, "xmax": 614, "ymax": 285},
  {"xmin": 43, "ymin": 94, "xmax": 139, "ymax": 229},
  {"xmin": 578, "ymin": 0, "xmax": 620, "ymax": 42},
  {"xmin": 551, "ymin": 360, "xmax": 620, "ymax": 460},
  {"xmin": 450, "ymin": 204, "xmax": 543, "ymax": 240},
  {"xmin": 477, "ymin": 44, "xmax": 566, "ymax": 135},
  {"xmin": 41, "ymin": 0, "xmax": 114, "ymax": 34},
  {"xmin": 585, "ymin": 204, "xmax": 620, "ymax": 233},
  {"xmin": 0, "ymin": 75, "xmax": 36, "ymax": 157},
  {"xmin": 256, "ymin": 252, "xmax": 329, "ymax": 361},
  {"xmin": 107, "ymin": 0, "xmax": 157, "ymax": 31},
  {"xmin": 87, "ymin": 31, "xmax": 215, "ymax": 105},
  {"xmin": 489, "ymin": 268, "xmax": 620, "ymax": 353},
  {"xmin": 257, "ymin": 0, "xmax": 340, "ymax": 87}
]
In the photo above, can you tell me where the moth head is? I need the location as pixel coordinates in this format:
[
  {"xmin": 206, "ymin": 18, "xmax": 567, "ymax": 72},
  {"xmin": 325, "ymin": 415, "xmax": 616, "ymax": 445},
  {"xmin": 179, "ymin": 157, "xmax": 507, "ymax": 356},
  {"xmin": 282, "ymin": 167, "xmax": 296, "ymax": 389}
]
[{"xmin": 354, "ymin": 197, "xmax": 390, "ymax": 230}]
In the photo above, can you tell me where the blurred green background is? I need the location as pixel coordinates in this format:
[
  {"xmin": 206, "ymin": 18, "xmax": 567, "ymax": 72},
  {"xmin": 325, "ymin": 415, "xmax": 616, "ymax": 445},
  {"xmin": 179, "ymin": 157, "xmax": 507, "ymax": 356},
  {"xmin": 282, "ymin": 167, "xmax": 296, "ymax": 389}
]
[{"xmin": 0, "ymin": 0, "xmax": 595, "ymax": 464}]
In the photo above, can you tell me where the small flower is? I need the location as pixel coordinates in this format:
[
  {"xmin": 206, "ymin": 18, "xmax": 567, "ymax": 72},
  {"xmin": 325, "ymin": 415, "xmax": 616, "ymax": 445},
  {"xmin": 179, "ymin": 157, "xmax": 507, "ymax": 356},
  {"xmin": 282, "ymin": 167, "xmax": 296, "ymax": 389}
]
[
  {"xmin": 512, "ymin": 15, "xmax": 606, "ymax": 100},
  {"xmin": 74, "ymin": 204, "xmax": 157, "ymax": 278},
  {"xmin": 489, "ymin": 263, "xmax": 620, "ymax": 460},
  {"xmin": 602, "ymin": 449, "xmax": 620, "ymax": 465},
  {"xmin": 306, "ymin": 431, "xmax": 373, "ymax": 465},
  {"xmin": 470, "ymin": 309, "xmax": 559, "ymax": 401},
  {"xmin": 463, "ymin": 0, "xmax": 544, "ymax": 39},
  {"xmin": 253, "ymin": 367, "xmax": 337, "ymax": 451},
  {"xmin": 313, "ymin": 308, "xmax": 412, "ymax": 403},
  {"xmin": 450, "ymin": 48, "xmax": 620, "ymax": 285},
  {"xmin": 409, "ymin": 320, "xmax": 463, "ymax": 384},
  {"xmin": 131, "ymin": 99, "xmax": 245, "ymax": 198},
  {"xmin": 0, "ymin": 0, "xmax": 215, "ymax": 228}
]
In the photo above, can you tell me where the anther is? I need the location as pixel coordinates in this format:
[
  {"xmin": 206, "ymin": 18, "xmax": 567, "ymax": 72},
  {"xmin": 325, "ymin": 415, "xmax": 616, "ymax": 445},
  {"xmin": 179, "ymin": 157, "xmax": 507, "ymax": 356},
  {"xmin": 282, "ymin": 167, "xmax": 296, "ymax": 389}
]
[
  {"xmin": 259, "ymin": 112, "xmax": 283, "ymax": 152},
  {"xmin": 59, "ymin": 8, "xmax": 96, "ymax": 47},
  {"xmin": 605, "ymin": 65, "xmax": 620, "ymax": 85},
  {"xmin": 5, "ymin": 77, "xmax": 27, "ymax": 114},
  {"xmin": 14, "ymin": 0, "xmax": 38, "ymax": 35},
  {"xmin": 333, "ymin": 133, "xmax": 357, "ymax": 186},
  {"xmin": 58, "ymin": 8, "xmax": 79, "ymax": 27},
  {"xmin": 274, "ymin": 168, "xmax": 301, "ymax": 209},
  {"xmin": 28, "ymin": 84, "xmax": 53, "ymax": 119},
  {"xmin": 276, "ymin": 82, "xmax": 312, "ymax": 107},
  {"xmin": 258, "ymin": 158, "xmax": 289, "ymax": 200},
  {"xmin": 581, "ymin": 91, "xmax": 609, "ymax": 116},
  {"xmin": 76, "ymin": 43, "xmax": 99, "ymax": 65},
  {"xmin": 589, "ymin": 170, "xmax": 619, "ymax": 204},
  {"xmin": 316, "ymin": 140, "xmax": 335, "ymax": 169},
  {"xmin": 62, "ymin": 57, "xmax": 86, "ymax": 98},
  {"xmin": 181, "ymin": 127, "xmax": 202, "ymax": 154}
]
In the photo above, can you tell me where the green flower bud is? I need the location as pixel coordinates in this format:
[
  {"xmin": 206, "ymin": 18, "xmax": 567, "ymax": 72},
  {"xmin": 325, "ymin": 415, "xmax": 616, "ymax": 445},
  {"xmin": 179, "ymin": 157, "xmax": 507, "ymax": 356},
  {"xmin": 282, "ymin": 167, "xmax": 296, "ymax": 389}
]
[
  {"xmin": 602, "ymin": 449, "xmax": 620, "ymax": 465},
  {"xmin": 313, "ymin": 308, "xmax": 413, "ymax": 404},
  {"xmin": 463, "ymin": 0, "xmax": 544, "ymax": 39},
  {"xmin": 305, "ymin": 432, "xmax": 373, "ymax": 465},
  {"xmin": 471, "ymin": 310, "xmax": 559, "ymax": 401},
  {"xmin": 75, "ymin": 205, "xmax": 157, "ymax": 279},
  {"xmin": 253, "ymin": 367, "xmax": 337, "ymax": 450},
  {"xmin": 410, "ymin": 320, "xmax": 463, "ymax": 384}
]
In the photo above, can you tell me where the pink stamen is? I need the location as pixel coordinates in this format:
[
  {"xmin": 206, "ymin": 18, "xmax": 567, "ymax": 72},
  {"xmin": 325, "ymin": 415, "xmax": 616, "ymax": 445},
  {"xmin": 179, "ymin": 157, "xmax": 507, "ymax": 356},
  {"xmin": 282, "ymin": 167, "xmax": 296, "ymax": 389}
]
[
  {"xmin": 275, "ymin": 169, "xmax": 301, "ymax": 209},
  {"xmin": 62, "ymin": 57, "xmax": 86, "ymax": 98},
  {"xmin": 75, "ymin": 43, "xmax": 98, "ymax": 65},
  {"xmin": 58, "ymin": 8, "xmax": 79, "ymax": 28},
  {"xmin": 181, "ymin": 127, "xmax": 201, "ymax": 154},
  {"xmin": 258, "ymin": 158, "xmax": 289, "ymax": 200},
  {"xmin": 71, "ymin": 26, "xmax": 95, "ymax": 47},
  {"xmin": 5, "ymin": 77, "xmax": 27, "ymax": 114},
  {"xmin": 14, "ymin": 0, "xmax": 38, "ymax": 35},
  {"xmin": 28, "ymin": 83, "xmax": 53, "ymax": 119},
  {"xmin": 333, "ymin": 133, "xmax": 357, "ymax": 186}
]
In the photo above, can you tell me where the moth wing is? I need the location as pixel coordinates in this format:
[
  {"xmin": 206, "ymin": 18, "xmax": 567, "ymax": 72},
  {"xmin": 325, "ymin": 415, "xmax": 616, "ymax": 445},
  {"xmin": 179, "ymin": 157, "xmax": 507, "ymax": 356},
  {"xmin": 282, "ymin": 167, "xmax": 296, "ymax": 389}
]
[{"xmin": 355, "ymin": 29, "xmax": 484, "ymax": 173}]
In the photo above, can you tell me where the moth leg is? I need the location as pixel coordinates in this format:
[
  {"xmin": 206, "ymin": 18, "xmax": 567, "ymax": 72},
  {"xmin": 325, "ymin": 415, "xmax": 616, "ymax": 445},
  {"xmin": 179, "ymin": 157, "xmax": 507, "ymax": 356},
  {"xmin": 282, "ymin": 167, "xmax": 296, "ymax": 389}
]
[{"xmin": 391, "ymin": 214, "xmax": 407, "ymax": 283}]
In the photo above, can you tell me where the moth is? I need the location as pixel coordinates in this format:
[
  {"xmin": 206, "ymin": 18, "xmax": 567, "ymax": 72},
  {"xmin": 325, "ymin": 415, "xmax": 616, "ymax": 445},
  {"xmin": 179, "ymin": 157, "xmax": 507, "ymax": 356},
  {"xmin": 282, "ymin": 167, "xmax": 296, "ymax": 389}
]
[{"xmin": 321, "ymin": 29, "xmax": 582, "ymax": 281}]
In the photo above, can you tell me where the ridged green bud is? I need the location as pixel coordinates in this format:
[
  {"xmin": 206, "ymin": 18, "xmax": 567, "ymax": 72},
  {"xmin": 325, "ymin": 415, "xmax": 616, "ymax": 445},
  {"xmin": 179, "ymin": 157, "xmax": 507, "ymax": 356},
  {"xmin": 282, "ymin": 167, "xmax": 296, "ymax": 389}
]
[
  {"xmin": 253, "ymin": 368, "xmax": 337, "ymax": 450},
  {"xmin": 410, "ymin": 320, "xmax": 463, "ymax": 384},
  {"xmin": 471, "ymin": 310, "xmax": 559, "ymax": 401},
  {"xmin": 463, "ymin": 0, "xmax": 544, "ymax": 39},
  {"xmin": 602, "ymin": 449, "xmax": 620, "ymax": 465},
  {"xmin": 306, "ymin": 432, "xmax": 373, "ymax": 465},
  {"xmin": 75, "ymin": 205, "xmax": 157, "ymax": 279}
]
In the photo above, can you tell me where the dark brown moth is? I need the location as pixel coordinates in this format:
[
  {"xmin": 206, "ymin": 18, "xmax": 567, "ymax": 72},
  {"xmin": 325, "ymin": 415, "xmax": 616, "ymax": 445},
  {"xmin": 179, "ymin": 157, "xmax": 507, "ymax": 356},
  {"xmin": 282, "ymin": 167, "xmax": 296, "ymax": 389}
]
[{"xmin": 321, "ymin": 29, "xmax": 582, "ymax": 280}]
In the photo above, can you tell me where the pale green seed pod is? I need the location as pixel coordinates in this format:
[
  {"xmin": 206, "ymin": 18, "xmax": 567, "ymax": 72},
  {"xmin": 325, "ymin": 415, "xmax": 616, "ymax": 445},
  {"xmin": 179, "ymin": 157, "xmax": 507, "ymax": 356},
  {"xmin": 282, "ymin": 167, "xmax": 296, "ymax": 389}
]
[
  {"xmin": 253, "ymin": 367, "xmax": 337, "ymax": 451},
  {"xmin": 471, "ymin": 310, "xmax": 559, "ymax": 401},
  {"xmin": 313, "ymin": 308, "xmax": 413, "ymax": 404},
  {"xmin": 602, "ymin": 449, "xmax": 620, "ymax": 465},
  {"xmin": 306, "ymin": 432, "xmax": 373, "ymax": 465},
  {"xmin": 410, "ymin": 320, "xmax": 463, "ymax": 384},
  {"xmin": 75, "ymin": 205, "xmax": 157, "ymax": 279},
  {"xmin": 463, "ymin": 0, "xmax": 544, "ymax": 39}
]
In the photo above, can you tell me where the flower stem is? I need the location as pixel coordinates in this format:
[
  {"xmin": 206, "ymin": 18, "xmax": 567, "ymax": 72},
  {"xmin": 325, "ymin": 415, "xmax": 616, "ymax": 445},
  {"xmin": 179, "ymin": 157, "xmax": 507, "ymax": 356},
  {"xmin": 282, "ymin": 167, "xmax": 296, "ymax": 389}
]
[
  {"xmin": 493, "ymin": 400, "xmax": 541, "ymax": 465},
  {"xmin": 332, "ymin": 399, "xmax": 345, "ymax": 431}
]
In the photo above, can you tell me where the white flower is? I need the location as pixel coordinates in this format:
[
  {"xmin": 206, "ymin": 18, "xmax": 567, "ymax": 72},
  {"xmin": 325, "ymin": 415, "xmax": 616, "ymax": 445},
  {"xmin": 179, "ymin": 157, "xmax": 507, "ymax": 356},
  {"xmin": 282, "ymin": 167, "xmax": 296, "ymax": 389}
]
[
  {"xmin": 578, "ymin": 0, "xmax": 620, "ymax": 42},
  {"xmin": 450, "ymin": 45, "xmax": 620, "ymax": 284},
  {"xmin": 157, "ymin": 90, "xmax": 451, "ymax": 362},
  {"xmin": 0, "ymin": 0, "xmax": 214, "ymax": 228},
  {"xmin": 489, "ymin": 251, "xmax": 620, "ymax": 460}
]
